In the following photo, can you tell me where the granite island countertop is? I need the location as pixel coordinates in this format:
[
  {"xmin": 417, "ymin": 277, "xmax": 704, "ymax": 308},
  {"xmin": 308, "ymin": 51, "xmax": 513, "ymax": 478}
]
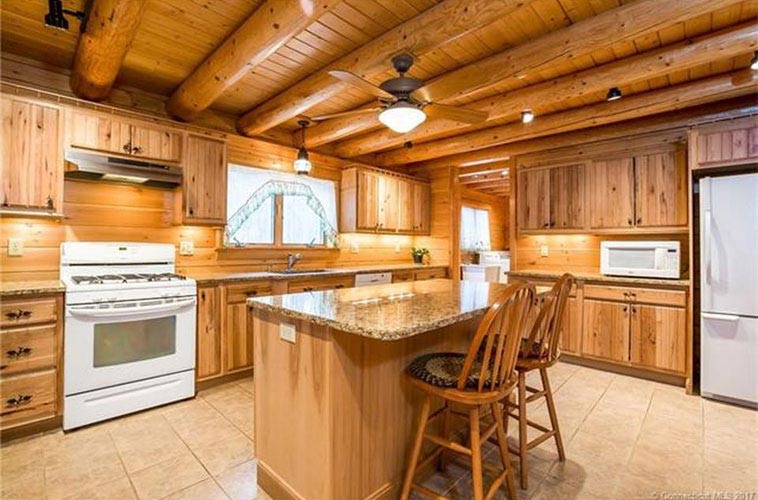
[
  {"xmin": 0, "ymin": 280, "xmax": 65, "ymax": 297},
  {"xmin": 183, "ymin": 263, "xmax": 449, "ymax": 285},
  {"xmin": 248, "ymin": 279, "xmax": 548, "ymax": 341},
  {"xmin": 508, "ymin": 269, "xmax": 690, "ymax": 288}
]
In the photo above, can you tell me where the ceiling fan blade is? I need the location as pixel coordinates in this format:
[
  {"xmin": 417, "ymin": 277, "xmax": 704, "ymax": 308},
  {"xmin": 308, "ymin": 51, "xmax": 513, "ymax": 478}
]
[
  {"xmin": 308, "ymin": 107, "xmax": 382, "ymax": 122},
  {"xmin": 412, "ymin": 69, "xmax": 491, "ymax": 103},
  {"xmin": 425, "ymin": 103, "xmax": 488, "ymax": 124},
  {"xmin": 328, "ymin": 70, "xmax": 394, "ymax": 99}
]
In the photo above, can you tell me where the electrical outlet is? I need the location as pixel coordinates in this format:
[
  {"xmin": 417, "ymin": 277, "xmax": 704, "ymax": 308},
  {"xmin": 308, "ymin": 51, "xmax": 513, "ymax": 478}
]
[
  {"xmin": 350, "ymin": 241, "xmax": 360, "ymax": 253},
  {"xmin": 179, "ymin": 240, "xmax": 194, "ymax": 256},
  {"xmin": 540, "ymin": 245, "xmax": 549, "ymax": 257},
  {"xmin": 7, "ymin": 239, "xmax": 23, "ymax": 257},
  {"xmin": 394, "ymin": 241, "xmax": 401, "ymax": 253},
  {"xmin": 280, "ymin": 322, "xmax": 296, "ymax": 344}
]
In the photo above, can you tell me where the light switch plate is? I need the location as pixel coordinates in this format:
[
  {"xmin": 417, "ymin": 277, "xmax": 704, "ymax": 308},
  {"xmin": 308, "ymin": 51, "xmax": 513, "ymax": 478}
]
[
  {"xmin": 179, "ymin": 240, "xmax": 194, "ymax": 256},
  {"xmin": 280, "ymin": 322, "xmax": 296, "ymax": 344},
  {"xmin": 7, "ymin": 239, "xmax": 23, "ymax": 257},
  {"xmin": 540, "ymin": 245, "xmax": 549, "ymax": 257}
]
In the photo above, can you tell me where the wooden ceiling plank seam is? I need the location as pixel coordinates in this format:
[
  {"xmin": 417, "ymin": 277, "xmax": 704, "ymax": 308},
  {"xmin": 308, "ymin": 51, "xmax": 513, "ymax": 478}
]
[
  {"xmin": 330, "ymin": 3, "xmax": 389, "ymax": 38},
  {"xmin": 329, "ymin": 20, "xmax": 757, "ymax": 157}
]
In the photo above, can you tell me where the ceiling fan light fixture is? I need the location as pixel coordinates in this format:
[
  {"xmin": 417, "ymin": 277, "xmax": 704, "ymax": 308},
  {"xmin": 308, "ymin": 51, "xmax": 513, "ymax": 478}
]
[
  {"xmin": 379, "ymin": 101, "xmax": 426, "ymax": 133},
  {"xmin": 606, "ymin": 87, "xmax": 623, "ymax": 101},
  {"xmin": 521, "ymin": 110, "xmax": 534, "ymax": 124}
]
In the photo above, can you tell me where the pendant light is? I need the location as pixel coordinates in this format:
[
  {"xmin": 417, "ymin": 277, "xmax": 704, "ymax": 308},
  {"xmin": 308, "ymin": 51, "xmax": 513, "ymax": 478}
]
[
  {"xmin": 606, "ymin": 87, "xmax": 622, "ymax": 101},
  {"xmin": 751, "ymin": 51, "xmax": 758, "ymax": 71},
  {"xmin": 379, "ymin": 100, "xmax": 427, "ymax": 133},
  {"xmin": 293, "ymin": 120, "xmax": 312, "ymax": 175}
]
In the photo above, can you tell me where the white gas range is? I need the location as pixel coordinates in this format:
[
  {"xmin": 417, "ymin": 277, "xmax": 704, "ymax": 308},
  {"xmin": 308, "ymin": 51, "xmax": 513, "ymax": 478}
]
[{"xmin": 61, "ymin": 242, "xmax": 197, "ymax": 430}]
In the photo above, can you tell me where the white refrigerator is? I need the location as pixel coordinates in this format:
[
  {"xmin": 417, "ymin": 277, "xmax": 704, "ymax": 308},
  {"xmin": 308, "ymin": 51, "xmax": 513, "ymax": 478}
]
[{"xmin": 699, "ymin": 172, "xmax": 758, "ymax": 406}]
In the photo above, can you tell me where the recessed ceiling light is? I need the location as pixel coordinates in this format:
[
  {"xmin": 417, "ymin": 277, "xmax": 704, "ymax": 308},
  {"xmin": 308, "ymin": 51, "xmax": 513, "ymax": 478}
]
[
  {"xmin": 606, "ymin": 87, "xmax": 622, "ymax": 101},
  {"xmin": 521, "ymin": 110, "xmax": 534, "ymax": 123},
  {"xmin": 751, "ymin": 51, "xmax": 758, "ymax": 71}
]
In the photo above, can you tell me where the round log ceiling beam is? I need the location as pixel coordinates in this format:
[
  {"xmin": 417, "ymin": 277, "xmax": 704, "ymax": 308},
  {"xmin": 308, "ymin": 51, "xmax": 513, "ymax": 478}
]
[
  {"xmin": 236, "ymin": 0, "xmax": 530, "ymax": 136},
  {"xmin": 166, "ymin": 0, "xmax": 340, "ymax": 122},
  {"xmin": 70, "ymin": 0, "xmax": 147, "ymax": 101}
]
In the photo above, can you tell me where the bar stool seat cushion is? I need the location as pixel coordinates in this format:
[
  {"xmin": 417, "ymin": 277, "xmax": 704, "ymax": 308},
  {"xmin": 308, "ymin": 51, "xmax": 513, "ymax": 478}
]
[
  {"xmin": 407, "ymin": 352, "xmax": 492, "ymax": 389},
  {"xmin": 519, "ymin": 338, "xmax": 548, "ymax": 359}
]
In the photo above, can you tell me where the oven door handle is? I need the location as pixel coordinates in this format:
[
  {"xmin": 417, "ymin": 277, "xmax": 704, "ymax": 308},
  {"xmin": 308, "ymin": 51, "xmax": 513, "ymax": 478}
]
[{"xmin": 68, "ymin": 298, "xmax": 196, "ymax": 318}]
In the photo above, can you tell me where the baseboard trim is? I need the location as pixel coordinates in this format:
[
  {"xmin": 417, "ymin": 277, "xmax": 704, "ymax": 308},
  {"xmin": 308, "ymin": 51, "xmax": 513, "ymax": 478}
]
[
  {"xmin": 561, "ymin": 355, "xmax": 686, "ymax": 386},
  {"xmin": 196, "ymin": 368, "xmax": 253, "ymax": 392},
  {"xmin": 0, "ymin": 415, "xmax": 62, "ymax": 443}
]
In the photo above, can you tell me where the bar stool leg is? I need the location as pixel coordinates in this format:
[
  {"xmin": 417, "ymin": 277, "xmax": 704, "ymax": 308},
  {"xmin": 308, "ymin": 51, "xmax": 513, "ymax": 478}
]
[
  {"xmin": 469, "ymin": 406, "xmax": 484, "ymax": 500},
  {"xmin": 491, "ymin": 402, "xmax": 516, "ymax": 500},
  {"xmin": 437, "ymin": 402, "xmax": 452, "ymax": 471},
  {"xmin": 400, "ymin": 395, "xmax": 432, "ymax": 500},
  {"xmin": 540, "ymin": 367, "xmax": 565, "ymax": 461},
  {"xmin": 517, "ymin": 370, "xmax": 528, "ymax": 489}
]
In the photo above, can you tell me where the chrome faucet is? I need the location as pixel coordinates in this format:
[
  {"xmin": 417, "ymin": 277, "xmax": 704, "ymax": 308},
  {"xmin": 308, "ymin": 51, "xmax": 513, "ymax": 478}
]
[{"xmin": 286, "ymin": 253, "xmax": 302, "ymax": 271}]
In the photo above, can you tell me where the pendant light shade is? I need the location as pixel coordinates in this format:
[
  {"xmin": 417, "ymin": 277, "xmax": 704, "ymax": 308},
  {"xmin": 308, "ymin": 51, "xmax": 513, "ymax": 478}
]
[
  {"xmin": 751, "ymin": 51, "xmax": 758, "ymax": 71},
  {"xmin": 606, "ymin": 87, "xmax": 622, "ymax": 101},
  {"xmin": 293, "ymin": 120, "xmax": 312, "ymax": 175},
  {"xmin": 379, "ymin": 100, "xmax": 427, "ymax": 133}
]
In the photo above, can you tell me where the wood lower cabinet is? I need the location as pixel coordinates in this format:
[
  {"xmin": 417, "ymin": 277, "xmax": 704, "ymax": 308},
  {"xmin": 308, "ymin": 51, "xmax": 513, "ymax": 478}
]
[
  {"xmin": 630, "ymin": 304, "xmax": 686, "ymax": 373},
  {"xmin": 0, "ymin": 294, "xmax": 62, "ymax": 433},
  {"xmin": 558, "ymin": 297, "xmax": 581, "ymax": 355},
  {"xmin": 414, "ymin": 267, "xmax": 448, "ymax": 281},
  {"xmin": 196, "ymin": 286, "xmax": 223, "ymax": 380},
  {"xmin": 287, "ymin": 275, "xmax": 354, "ymax": 293},
  {"xmin": 226, "ymin": 303, "xmax": 254, "ymax": 373},
  {"xmin": 1, "ymin": 96, "xmax": 63, "ymax": 214},
  {"xmin": 582, "ymin": 299, "xmax": 630, "ymax": 363}
]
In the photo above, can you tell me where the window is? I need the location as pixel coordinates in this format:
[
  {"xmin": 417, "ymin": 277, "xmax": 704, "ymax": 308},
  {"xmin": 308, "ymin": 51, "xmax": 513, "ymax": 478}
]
[
  {"xmin": 460, "ymin": 206, "xmax": 491, "ymax": 251},
  {"xmin": 225, "ymin": 165, "xmax": 338, "ymax": 247}
]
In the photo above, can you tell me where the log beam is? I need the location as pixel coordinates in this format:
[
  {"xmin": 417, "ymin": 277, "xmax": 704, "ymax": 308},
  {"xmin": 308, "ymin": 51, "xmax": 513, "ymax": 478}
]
[
  {"xmin": 374, "ymin": 71, "xmax": 757, "ymax": 166},
  {"xmin": 236, "ymin": 0, "xmax": 529, "ymax": 136},
  {"xmin": 415, "ymin": 96, "xmax": 758, "ymax": 170},
  {"xmin": 70, "ymin": 0, "xmax": 147, "ymax": 101},
  {"xmin": 332, "ymin": 21, "xmax": 757, "ymax": 157},
  {"xmin": 166, "ymin": 0, "xmax": 339, "ymax": 122}
]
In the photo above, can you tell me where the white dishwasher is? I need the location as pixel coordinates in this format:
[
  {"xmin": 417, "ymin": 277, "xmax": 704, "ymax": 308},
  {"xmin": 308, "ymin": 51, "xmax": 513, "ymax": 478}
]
[{"xmin": 355, "ymin": 272, "xmax": 392, "ymax": 287}]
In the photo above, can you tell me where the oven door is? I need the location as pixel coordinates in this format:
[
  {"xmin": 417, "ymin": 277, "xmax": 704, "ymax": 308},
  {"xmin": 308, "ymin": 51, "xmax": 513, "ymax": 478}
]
[{"xmin": 64, "ymin": 296, "xmax": 196, "ymax": 395}]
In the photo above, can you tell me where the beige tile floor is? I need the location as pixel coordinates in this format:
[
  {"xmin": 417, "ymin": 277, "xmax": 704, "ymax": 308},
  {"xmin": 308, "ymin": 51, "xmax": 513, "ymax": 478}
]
[{"xmin": 1, "ymin": 363, "xmax": 756, "ymax": 500}]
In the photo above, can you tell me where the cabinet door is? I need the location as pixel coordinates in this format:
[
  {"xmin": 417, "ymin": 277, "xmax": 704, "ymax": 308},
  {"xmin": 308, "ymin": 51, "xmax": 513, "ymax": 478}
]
[
  {"xmin": 412, "ymin": 182, "xmax": 431, "ymax": 234},
  {"xmin": 589, "ymin": 158, "xmax": 635, "ymax": 229},
  {"xmin": 357, "ymin": 170, "xmax": 380, "ymax": 230},
  {"xmin": 226, "ymin": 303, "xmax": 254, "ymax": 372},
  {"xmin": 517, "ymin": 168, "xmax": 550, "ymax": 230},
  {"xmin": 550, "ymin": 164, "xmax": 585, "ymax": 229},
  {"xmin": 130, "ymin": 124, "xmax": 183, "ymax": 163},
  {"xmin": 581, "ymin": 299, "xmax": 629, "ymax": 362},
  {"xmin": 634, "ymin": 151, "xmax": 687, "ymax": 228},
  {"xmin": 377, "ymin": 175, "xmax": 398, "ymax": 231},
  {"xmin": 67, "ymin": 110, "xmax": 131, "ymax": 155},
  {"xmin": 183, "ymin": 135, "xmax": 227, "ymax": 224},
  {"xmin": 630, "ymin": 304, "xmax": 686, "ymax": 373},
  {"xmin": 396, "ymin": 179, "xmax": 414, "ymax": 232},
  {"xmin": 196, "ymin": 286, "xmax": 222, "ymax": 381},
  {"xmin": 558, "ymin": 297, "xmax": 581, "ymax": 355},
  {"xmin": 1, "ymin": 99, "xmax": 63, "ymax": 212}
]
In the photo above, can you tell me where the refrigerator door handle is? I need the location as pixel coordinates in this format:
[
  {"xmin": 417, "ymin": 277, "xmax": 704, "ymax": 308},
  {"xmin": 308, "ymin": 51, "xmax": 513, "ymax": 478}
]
[
  {"xmin": 702, "ymin": 312, "xmax": 740, "ymax": 322},
  {"xmin": 703, "ymin": 209, "xmax": 712, "ymax": 285}
]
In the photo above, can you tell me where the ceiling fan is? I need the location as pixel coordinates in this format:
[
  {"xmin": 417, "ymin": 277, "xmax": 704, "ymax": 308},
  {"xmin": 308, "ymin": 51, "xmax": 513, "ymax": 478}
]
[{"xmin": 308, "ymin": 54, "xmax": 489, "ymax": 134}]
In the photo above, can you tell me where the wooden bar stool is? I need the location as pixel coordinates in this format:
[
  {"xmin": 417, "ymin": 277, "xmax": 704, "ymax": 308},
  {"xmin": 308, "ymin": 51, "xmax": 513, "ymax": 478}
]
[
  {"xmin": 505, "ymin": 274, "xmax": 575, "ymax": 489},
  {"xmin": 400, "ymin": 283, "xmax": 536, "ymax": 500}
]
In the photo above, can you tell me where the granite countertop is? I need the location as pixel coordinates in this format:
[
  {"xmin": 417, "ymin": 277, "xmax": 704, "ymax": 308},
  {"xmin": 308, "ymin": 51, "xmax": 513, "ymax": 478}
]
[
  {"xmin": 248, "ymin": 279, "xmax": 548, "ymax": 341},
  {"xmin": 184, "ymin": 263, "xmax": 449, "ymax": 285},
  {"xmin": 508, "ymin": 269, "xmax": 690, "ymax": 287},
  {"xmin": 0, "ymin": 280, "xmax": 65, "ymax": 297}
]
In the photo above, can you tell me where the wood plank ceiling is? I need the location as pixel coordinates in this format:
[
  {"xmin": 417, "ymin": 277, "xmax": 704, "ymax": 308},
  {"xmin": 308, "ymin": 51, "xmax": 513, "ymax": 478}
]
[{"xmin": 2, "ymin": 0, "xmax": 756, "ymax": 199}]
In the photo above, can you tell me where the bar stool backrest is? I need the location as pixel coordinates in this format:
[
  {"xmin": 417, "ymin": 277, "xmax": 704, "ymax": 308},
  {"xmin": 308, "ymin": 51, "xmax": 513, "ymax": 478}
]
[
  {"xmin": 524, "ymin": 274, "xmax": 575, "ymax": 363},
  {"xmin": 457, "ymin": 283, "xmax": 536, "ymax": 393}
]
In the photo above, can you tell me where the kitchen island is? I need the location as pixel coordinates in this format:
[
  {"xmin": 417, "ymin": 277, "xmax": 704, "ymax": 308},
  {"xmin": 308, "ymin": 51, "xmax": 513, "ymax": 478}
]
[{"xmin": 247, "ymin": 279, "xmax": 515, "ymax": 500}]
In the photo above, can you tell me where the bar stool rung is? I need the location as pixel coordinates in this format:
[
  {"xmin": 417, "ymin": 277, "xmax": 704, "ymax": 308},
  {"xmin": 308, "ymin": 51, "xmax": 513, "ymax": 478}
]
[
  {"xmin": 412, "ymin": 483, "xmax": 452, "ymax": 500},
  {"xmin": 423, "ymin": 433, "xmax": 472, "ymax": 456}
]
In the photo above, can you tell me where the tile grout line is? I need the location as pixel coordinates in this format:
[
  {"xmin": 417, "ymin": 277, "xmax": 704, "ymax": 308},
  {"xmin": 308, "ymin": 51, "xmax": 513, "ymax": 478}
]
[{"xmin": 105, "ymin": 427, "xmax": 143, "ymax": 500}]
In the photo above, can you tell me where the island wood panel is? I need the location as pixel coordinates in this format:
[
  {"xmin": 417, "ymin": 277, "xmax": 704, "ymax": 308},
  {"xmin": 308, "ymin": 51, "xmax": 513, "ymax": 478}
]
[
  {"xmin": 253, "ymin": 310, "xmax": 479, "ymax": 500},
  {"xmin": 630, "ymin": 304, "xmax": 687, "ymax": 374}
]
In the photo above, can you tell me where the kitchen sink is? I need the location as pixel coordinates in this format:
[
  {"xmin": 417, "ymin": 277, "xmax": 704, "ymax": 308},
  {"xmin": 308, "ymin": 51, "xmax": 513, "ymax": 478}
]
[{"xmin": 272, "ymin": 269, "xmax": 332, "ymax": 275}]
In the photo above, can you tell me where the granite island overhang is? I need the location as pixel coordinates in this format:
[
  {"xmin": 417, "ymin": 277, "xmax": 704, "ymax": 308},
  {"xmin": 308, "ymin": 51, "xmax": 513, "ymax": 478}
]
[{"xmin": 246, "ymin": 279, "xmax": 530, "ymax": 500}]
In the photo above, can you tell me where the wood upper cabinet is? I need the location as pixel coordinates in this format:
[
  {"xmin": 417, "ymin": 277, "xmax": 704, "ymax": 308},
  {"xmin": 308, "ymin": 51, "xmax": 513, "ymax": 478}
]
[
  {"xmin": 634, "ymin": 151, "xmax": 687, "ymax": 228},
  {"xmin": 517, "ymin": 168, "xmax": 550, "ymax": 230},
  {"xmin": 630, "ymin": 304, "xmax": 686, "ymax": 374},
  {"xmin": 693, "ymin": 116, "xmax": 758, "ymax": 169},
  {"xmin": 181, "ymin": 135, "xmax": 227, "ymax": 225},
  {"xmin": 341, "ymin": 167, "xmax": 430, "ymax": 234},
  {"xmin": 550, "ymin": 164, "xmax": 585, "ymax": 229},
  {"xmin": 589, "ymin": 157, "xmax": 635, "ymax": 229},
  {"xmin": 196, "ymin": 285, "xmax": 222, "ymax": 381},
  {"xmin": 581, "ymin": 299, "xmax": 629, "ymax": 363},
  {"xmin": 67, "ymin": 109, "xmax": 183, "ymax": 163},
  {"xmin": 1, "ymin": 97, "xmax": 63, "ymax": 214}
]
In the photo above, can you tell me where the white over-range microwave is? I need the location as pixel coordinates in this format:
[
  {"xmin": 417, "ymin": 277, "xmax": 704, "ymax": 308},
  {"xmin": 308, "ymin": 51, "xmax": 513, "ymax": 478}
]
[{"xmin": 600, "ymin": 241, "xmax": 681, "ymax": 279}]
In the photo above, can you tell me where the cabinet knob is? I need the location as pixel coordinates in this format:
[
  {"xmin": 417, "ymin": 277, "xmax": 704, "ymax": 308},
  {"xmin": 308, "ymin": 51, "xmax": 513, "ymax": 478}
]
[
  {"xmin": 188, "ymin": 208, "xmax": 194, "ymax": 215},
  {"xmin": 5, "ymin": 346, "xmax": 33, "ymax": 359},
  {"xmin": 335, "ymin": 284, "xmax": 345, "ymax": 289},
  {"xmin": 543, "ymin": 222, "xmax": 549, "ymax": 228},
  {"xmin": 627, "ymin": 218, "xmax": 633, "ymax": 226},
  {"xmin": 123, "ymin": 142, "xmax": 132, "ymax": 153},
  {"xmin": 247, "ymin": 290, "xmax": 258, "ymax": 297},
  {"xmin": 132, "ymin": 146, "xmax": 144, "ymax": 154},
  {"xmin": 623, "ymin": 306, "xmax": 628, "ymax": 313},
  {"xmin": 5, "ymin": 394, "xmax": 32, "ymax": 407},
  {"xmin": 45, "ymin": 195, "xmax": 54, "ymax": 210},
  {"xmin": 304, "ymin": 287, "xmax": 314, "ymax": 292},
  {"xmin": 636, "ymin": 217, "xmax": 642, "ymax": 224},
  {"xmin": 5, "ymin": 309, "xmax": 32, "ymax": 321}
]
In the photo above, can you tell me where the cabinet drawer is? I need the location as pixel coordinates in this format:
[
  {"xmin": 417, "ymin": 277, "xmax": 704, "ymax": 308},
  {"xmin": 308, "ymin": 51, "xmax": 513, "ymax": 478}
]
[
  {"xmin": 392, "ymin": 270, "xmax": 414, "ymax": 283},
  {"xmin": 226, "ymin": 281, "xmax": 273, "ymax": 304},
  {"xmin": 584, "ymin": 285, "xmax": 685, "ymax": 307},
  {"xmin": 0, "ymin": 325, "xmax": 56, "ymax": 375},
  {"xmin": 0, "ymin": 369, "xmax": 57, "ymax": 429},
  {"xmin": 414, "ymin": 268, "xmax": 448, "ymax": 281},
  {"xmin": 1, "ymin": 298, "xmax": 57, "ymax": 328},
  {"xmin": 288, "ymin": 275, "xmax": 354, "ymax": 293}
]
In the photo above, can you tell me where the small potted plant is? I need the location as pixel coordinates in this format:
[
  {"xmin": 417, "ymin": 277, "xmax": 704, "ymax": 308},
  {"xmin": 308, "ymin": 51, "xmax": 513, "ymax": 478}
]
[{"xmin": 411, "ymin": 247, "xmax": 430, "ymax": 265}]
